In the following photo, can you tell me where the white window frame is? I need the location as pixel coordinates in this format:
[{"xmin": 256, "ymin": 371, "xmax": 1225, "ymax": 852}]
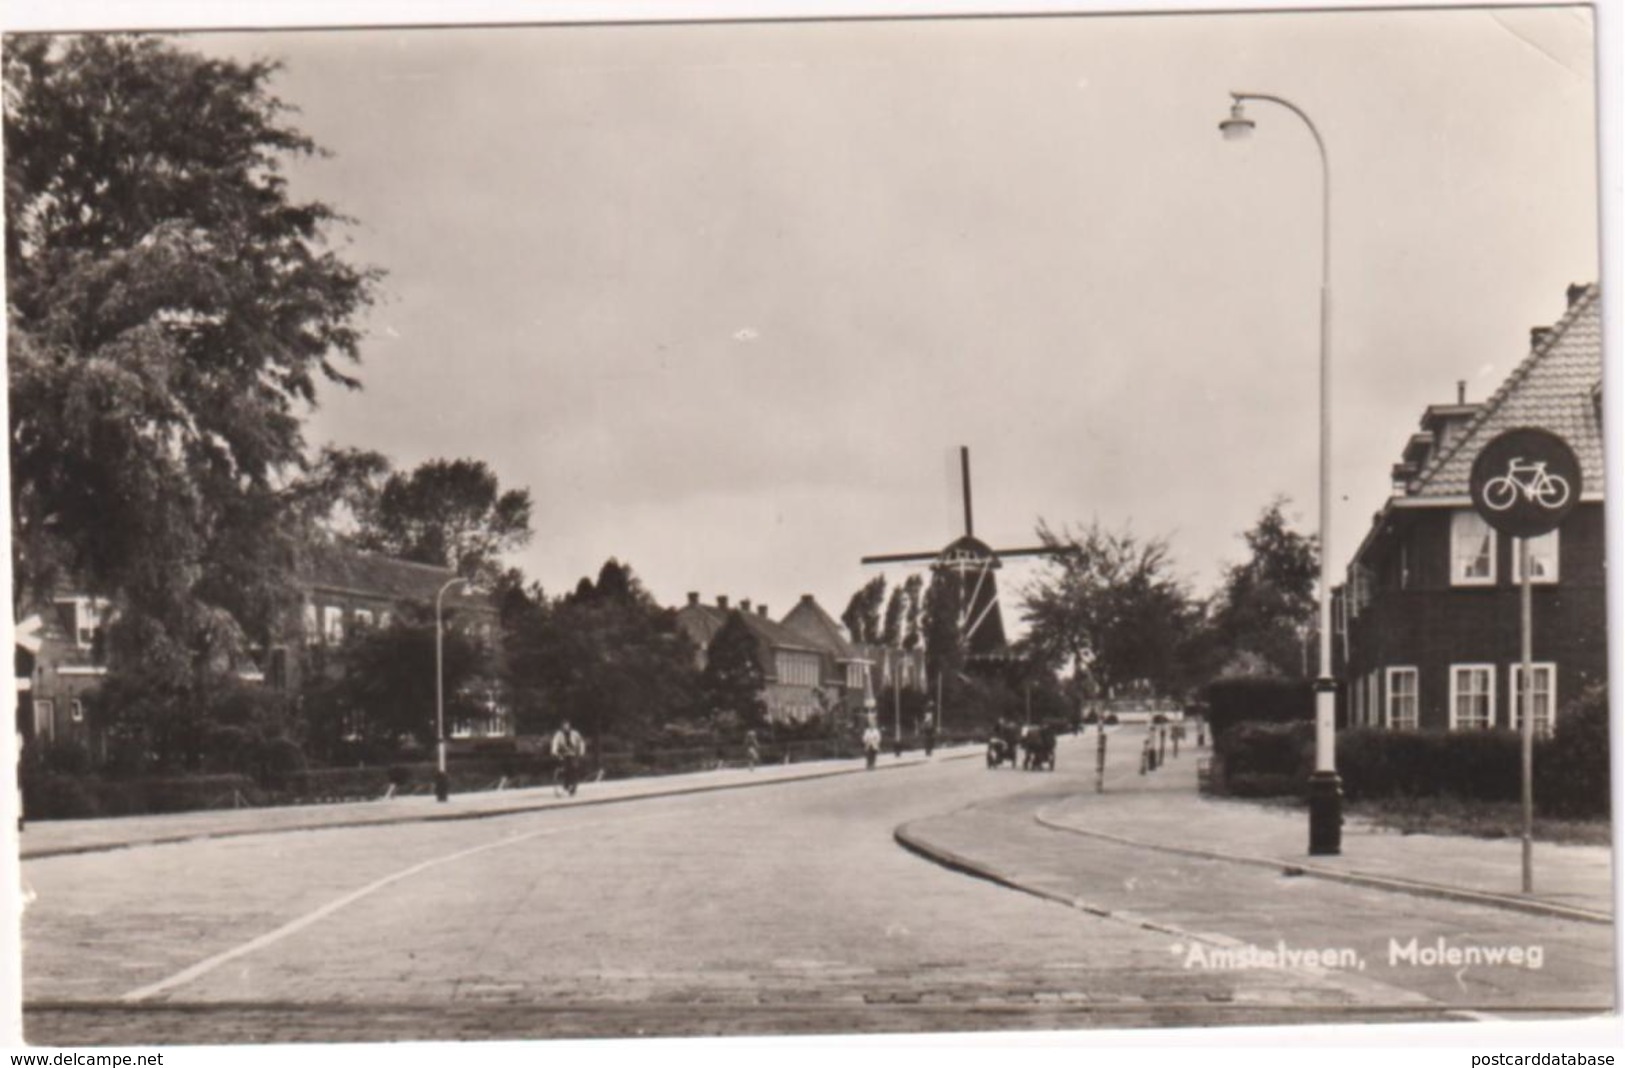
[
  {"xmin": 1449, "ymin": 664, "xmax": 1496, "ymax": 730},
  {"xmin": 34, "ymin": 699, "xmax": 55, "ymax": 741},
  {"xmin": 322, "ymin": 605, "xmax": 345, "ymax": 644},
  {"xmin": 1510, "ymin": 530, "xmax": 1560, "ymax": 584},
  {"xmin": 1385, "ymin": 666, "xmax": 1419, "ymax": 730},
  {"xmin": 1450, "ymin": 511, "xmax": 1498, "ymax": 587},
  {"xmin": 69, "ymin": 698, "xmax": 85, "ymax": 723},
  {"xmin": 303, "ymin": 602, "xmax": 320, "ymax": 644},
  {"xmin": 354, "ymin": 608, "xmax": 375, "ymax": 630},
  {"xmin": 1508, "ymin": 663, "xmax": 1558, "ymax": 737}
]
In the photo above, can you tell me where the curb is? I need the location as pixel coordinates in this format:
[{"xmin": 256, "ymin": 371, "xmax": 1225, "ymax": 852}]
[
  {"xmin": 23, "ymin": 747, "xmax": 982, "ymax": 861},
  {"xmin": 1031, "ymin": 808, "xmax": 1613, "ymax": 927}
]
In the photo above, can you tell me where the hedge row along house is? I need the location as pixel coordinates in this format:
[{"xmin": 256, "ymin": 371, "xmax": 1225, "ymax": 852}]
[
  {"xmin": 14, "ymin": 544, "xmax": 509, "ymax": 755},
  {"xmin": 674, "ymin": 591, "xmax": 926, "ymax": 723},
  {"xmin": 1334, "ymin": 283, "xmax": 1604, "ymax": 735}
]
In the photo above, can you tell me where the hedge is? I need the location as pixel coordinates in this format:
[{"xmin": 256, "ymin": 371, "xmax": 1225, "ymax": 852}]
[{"xmin": 1208, "ymin": 684, "xmax": 1610, "ymax": 820}]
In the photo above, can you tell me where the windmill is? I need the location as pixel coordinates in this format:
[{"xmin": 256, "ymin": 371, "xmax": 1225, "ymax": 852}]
[{"xmin": 861, "ymin": 446, "xmax": 1064, "ymax": 665}]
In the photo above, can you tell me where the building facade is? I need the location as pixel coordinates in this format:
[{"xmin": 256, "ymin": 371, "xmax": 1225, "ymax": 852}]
[
  {"xmin": 14, "ymin": 544, "xmax": 509, "ymax": 750},
  {"xmin": 1338, "ymin": 283, "xmax": 1605, "ymax": 735}
]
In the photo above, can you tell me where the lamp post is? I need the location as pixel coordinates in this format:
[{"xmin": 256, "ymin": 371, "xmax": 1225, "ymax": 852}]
[
  {"xmin": 434, "ymin": 575, "xmax": 469, "ymax": 803},
  {"xmin": 1219, "ymin": 91, "xmax": 1343, "ymax": 855}
]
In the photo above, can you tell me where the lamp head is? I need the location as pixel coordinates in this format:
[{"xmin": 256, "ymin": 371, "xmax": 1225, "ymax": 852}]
[{"xmin": 1219, "ymin": 100, "xmax": 1255, "ymax": 141}]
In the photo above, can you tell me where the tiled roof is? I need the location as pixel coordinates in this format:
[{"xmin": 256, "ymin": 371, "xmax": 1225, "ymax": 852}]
[
  {"xmin": 780, "ymin": 595, "xmax": 861, "ymax": 660},
  {"xmin": 302, "ymin": 543, "xmax": 491, "ymax": 611},
  {"xmin": 1409, "ymin": 285, "xmax": 1603, "ymax": 499}
]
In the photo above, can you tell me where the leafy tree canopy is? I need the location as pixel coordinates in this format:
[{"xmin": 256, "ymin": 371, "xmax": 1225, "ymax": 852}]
[
  {"xmin": 6, "ymin": 35, "xmax": 379, "ymax": 758},
  {"xmin": 1019, "ymin": 519, "xmax": 1202, "ymax": 699},
  {"xmin": 351, "ymin": 458, "xmax": 532, "ymax": 586},
  {"xmin": 1208, "ymin": 498, "xmax": 1319, "ymax": 678},
  {"xmin": 841, "ymin": 575, "xmax": 886, "ymax": 645}
]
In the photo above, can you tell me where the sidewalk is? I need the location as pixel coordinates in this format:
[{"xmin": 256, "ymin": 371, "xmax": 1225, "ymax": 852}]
[
  {"xmin": 19, "ymin": 744, "xmax": 980, "ymax": 860},
  {"xmin": 1031, "ymin": 736, "xmax": 1613, "ymax": 924}
]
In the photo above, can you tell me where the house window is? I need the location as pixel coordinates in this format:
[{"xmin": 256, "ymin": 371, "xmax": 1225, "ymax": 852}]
[
  {"xmin": 1509, "ymin": 664, "xmax": 1557, "ymax": 737},
  {"xmin": 53, "ymin": 597, "xmax": 107, "ymax": 649},
  {"xmin": 354, "ymin": 609, "xmax": 375, "ymax": 630},
  {"xmin": 1368, "ymin": 670, "xmax": 1381, "ymax": 727},
  {"xmin": 1400, "ymin": 541, "xmax": 1411, "ymax": 590},
  {"xmin": 303, "ymin": 602, "xmax": 320, "ymax": 644},
  {"xmin": 1450, "ymin": 511, "xmax": 1497, "ymax": 586},
  {"xmin": 323, "ymin": 606, "xmax": 345, "ymax": 644},
  {"xmin": 379, "ymin": 611, "xmax": 393, "ymax": 629},
  {"xmin": 1386, "ymin": 667, "xmax": 1418, "ymax": 730},
  {"xmin": 1510, "ymin": 530, "xmax": 1560, "ymax": 584},
  {"xmin": 69, "ymin": 698, "xmax": 85, "ymax": 724},
  {"xmin": 1449, "ymin": 664, "xmax": 1496, "ymax": 730}
]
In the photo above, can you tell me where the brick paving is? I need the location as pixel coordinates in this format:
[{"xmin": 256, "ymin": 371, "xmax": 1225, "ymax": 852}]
[{"xmin": 19, "ymin": 732, "xmax": 1613, "ymax": 1045}]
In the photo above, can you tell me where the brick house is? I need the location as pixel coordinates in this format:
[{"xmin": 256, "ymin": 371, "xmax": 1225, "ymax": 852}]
[
  {"xmin": 1336, "ymin": 283, "xmax": 1604, "ymax": 735},
  {"xmin": 294, "ymin": 544, "xmax": 507, "ymax": 739},
  {"xmin": 675, "ymin": 592, "xmax": 868, "ymax": 723}
]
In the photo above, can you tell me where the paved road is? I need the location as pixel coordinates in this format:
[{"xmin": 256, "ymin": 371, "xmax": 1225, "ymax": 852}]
[{"xmin": 20, "ymin": 734, "xmax": 1586, "ymax": 1044}]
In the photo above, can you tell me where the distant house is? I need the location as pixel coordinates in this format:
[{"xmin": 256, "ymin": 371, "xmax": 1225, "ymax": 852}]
[
  {"xmin": 294, "ymin": 544, "xmax": 508, "ymax": 739},
  {"xmin": 14, "ymin": 594, "xmax": 113, "ymax": 748},
  {"xmin": 13, "ymin": 543, "xmax": 510, "ymax": 750},
  {"xmin": 1336, "ymin": 283, "xmax": 1604, "ymax": 735}
]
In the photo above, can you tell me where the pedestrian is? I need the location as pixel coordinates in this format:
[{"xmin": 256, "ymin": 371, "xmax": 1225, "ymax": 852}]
[
  {"xmin": 921, "ymin": 708, "xmax": 936, "ymax": 757},
  {"xmin": 862, "ymin": 717, "xmax": 882, "ymax": 771},
  {"xmin": 744, "ymin": 728, "xmax": 760, "ymax": 771}
]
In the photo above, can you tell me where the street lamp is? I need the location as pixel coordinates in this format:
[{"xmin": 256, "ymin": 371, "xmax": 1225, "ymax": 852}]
[
  {"xmin": 1218, "ymin": 91, "xmax": 1343, "ymax": 856},
  {"xmin": 434, "ymin": 575, "xmax": 470, "ymax": 803}
]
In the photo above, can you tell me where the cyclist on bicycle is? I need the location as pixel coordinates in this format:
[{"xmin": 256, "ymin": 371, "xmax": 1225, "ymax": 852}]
[{"xmin": 551, "ymin": 718, "xmax": 587, "ymax": 795}]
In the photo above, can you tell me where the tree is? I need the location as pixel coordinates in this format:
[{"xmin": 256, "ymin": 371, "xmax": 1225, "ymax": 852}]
[
  {"xmin": 1019, "ymin": 520, "xmax": 1202, "ymax": 701},
  {"xmin": 503, "ymin": 559, "xmax": 701, "ymax": 745},
  {"xmin": 301, "ymin": 609, "xmax": 489, "ymax": 759},
  {"xmin": 6, "ymin": 35, "xmax": 378, "ymax": 764},
  {"xmin": 352, "ymin": 458, "xmax": 532, "ymax": 586},
  {"xmin": 840, "ymin": 575, "xmax": 887, "ymax": 645},
  {"xmin": 699, "ymin": 614, "xmax": 768, "ymax": 731},
  {"xmin": 1208, "ymin": 498, "xmax": 1319, "ymax": 678}
]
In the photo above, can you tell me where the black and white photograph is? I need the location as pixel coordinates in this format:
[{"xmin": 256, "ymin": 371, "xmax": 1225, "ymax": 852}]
[{"xmin": 1, "ymin": 0, "xmax": 1617, "ymax": 1054}]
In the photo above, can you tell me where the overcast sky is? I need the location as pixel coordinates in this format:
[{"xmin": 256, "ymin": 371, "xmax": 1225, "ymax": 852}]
[{"xmin": 173, "ymin": 6, "xmax": 1600, "ymax": 626}]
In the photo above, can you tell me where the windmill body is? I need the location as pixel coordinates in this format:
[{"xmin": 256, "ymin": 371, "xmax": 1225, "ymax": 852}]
[{"xmin": 861, "ymin": 447, "xmax": 1060, "ymax": 663}]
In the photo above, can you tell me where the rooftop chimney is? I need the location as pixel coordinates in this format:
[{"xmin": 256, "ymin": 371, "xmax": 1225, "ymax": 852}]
[
  {"xmin": 740, "ymin": 598, "xmax": 752, "ymax": 613},
  {"xmin": 686, "ymin": 592, "xmax": 699, "ymax": 607},
  {"xmin": 716, "ymin": 595, "xmax": 729, "ymax": 610},
  {"xmin": 799, "ymin": 593, "xmax": 815, "ymax": 604},
  {"xmin": 757, "ymin": 604, "xmax": 769, "ymax": 617},
  {"xmin": 1568, "ymin": 282, "xmax": 1588, "ymax": 307},
  {"xmin": 1457, "ymin": 380, "xmax": 1466, "ymax": 405},
  {"xmin": 1531, "ymin": 326, "xmax": 1553, "ymax": 348}
]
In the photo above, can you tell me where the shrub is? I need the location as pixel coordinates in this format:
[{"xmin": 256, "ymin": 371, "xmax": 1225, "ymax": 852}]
[
  {"xmin": 256, "ymin": 737, "xmax": 308, "ymax": 789},
  {"xmin": 387, "ymin": 765, "xmax": 413, "ymax": 787},
  {"xmin": 1536, "ymin": 683, "xmax": 1610, "ymax": 819},
  {"xmin": 1214, "ymin": 721, "xmax": 1314, "ymax": 795},
  {"xmin": 201, "ymin": 725, "xmax": 257, "ymax": 775},
  {"xmin": 40, "ymin": 739, "xmax": 95, "ymax": 776},
  {"xmin": 1205, "ymin": 677, "xmax": 1311, "ymax": 740},
  {"xmin": 21, "ymin": 773, "xmax": 100, "ymax": 820}
]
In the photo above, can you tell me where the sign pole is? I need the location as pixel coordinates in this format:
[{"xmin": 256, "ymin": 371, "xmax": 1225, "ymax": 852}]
[
  {"xmin": 1466, "ymin": 425, "xmax": 1580, "ymax": 899},
  {"xmin": 1520, "ymin": 536, "xmax": 1534, "ymax": 894}
]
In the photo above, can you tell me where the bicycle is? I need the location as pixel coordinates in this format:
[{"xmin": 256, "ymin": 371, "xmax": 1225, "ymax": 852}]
[
  {"xmin": 1482, "ymin": 457, "xmax": 1571, "ymax": 511},
  {"xmin": 553, "ymin": 755, "xmax": 582, "ymax": 797}
]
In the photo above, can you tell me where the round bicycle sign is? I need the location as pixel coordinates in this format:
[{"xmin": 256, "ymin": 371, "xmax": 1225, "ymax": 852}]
[{"xmin": 1469, "ymin": 427, "xmax": 1582, "ymax": 538}]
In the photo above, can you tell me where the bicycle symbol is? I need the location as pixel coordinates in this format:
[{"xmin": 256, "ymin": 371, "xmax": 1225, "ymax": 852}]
[{"xmin": 1481, "ymin": 457, "xmax": 1571, "ymax": 512}]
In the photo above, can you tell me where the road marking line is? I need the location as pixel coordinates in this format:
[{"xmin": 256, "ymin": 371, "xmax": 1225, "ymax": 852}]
[{"xmin": 118, "ymin": 812, "xmax": 659, "ymax": 1004}]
